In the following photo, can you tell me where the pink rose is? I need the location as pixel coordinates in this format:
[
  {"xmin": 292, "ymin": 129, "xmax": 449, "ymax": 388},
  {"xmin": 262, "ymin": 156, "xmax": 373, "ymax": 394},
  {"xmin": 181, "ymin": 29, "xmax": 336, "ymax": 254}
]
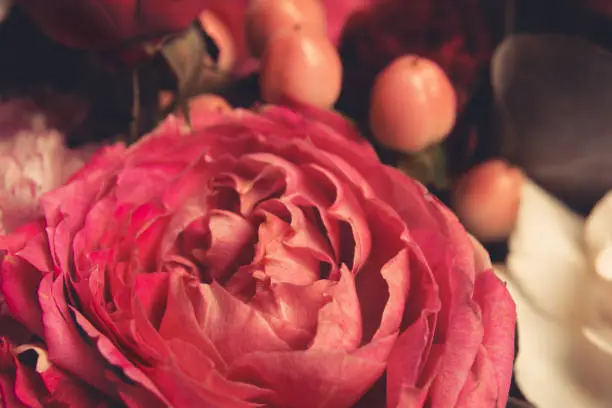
[
  {"xmin": 0, "ymin": 105, "xmax": 515, "ymax": 407},
  {"xmin": 0, "ymin": 100, "xmax": 91, "ymax": 234}
]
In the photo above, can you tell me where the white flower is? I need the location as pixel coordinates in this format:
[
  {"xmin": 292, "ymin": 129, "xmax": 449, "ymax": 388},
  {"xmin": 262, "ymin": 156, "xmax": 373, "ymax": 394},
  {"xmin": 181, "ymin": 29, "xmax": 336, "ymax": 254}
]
[
  {"xmin": 0, "ymin": 101, "xmax": 93, "ymax": 234},
  {"xmin": 498, "ymin": 179, "xmax": 612, "ymax": 408}
]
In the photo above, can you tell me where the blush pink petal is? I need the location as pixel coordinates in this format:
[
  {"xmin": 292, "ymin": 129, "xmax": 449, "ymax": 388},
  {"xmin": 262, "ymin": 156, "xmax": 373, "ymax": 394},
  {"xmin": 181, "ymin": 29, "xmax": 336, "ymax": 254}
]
[
  {"xmin": 249, "ymin": 279, "xmax": 336, "ymax": 349},
  {"xmin": 0, "ymin": 339, "xmax": 28, "ymax": 408},
  {"xmin": 132, "ymin": 205, "xmax": 171, "ymax": 271},
  {"xmin": 194, "ymin": 282, "xmax": 292, "ymax": 363},
  {"xmin": 308, "ymin": 165, "xmax": 371, "ymax": 270},
  {"xmin": 36, "ymin": 363, "xmax": 113, "ymax": 406},
  {"xmin": 424, "ymin": 295, "xmax": 484, "ymax": 407},
  {"xmin": 454, "ymin": 347, "xmax": 500, "ymax": 407},
  {"xmin": 386, "ymin": 313, "xmax": 437, "ymax": 407},
  {"xmin": 38, "ymin": 275, "xmax": 121, "ymax": 396},
  {"xmin": 470, "ymin": 270, "xmax": 516, "ymax": 407},
  {"xmin": 165, "ymin": 339, "xmax": 272, "ymax": 407},
  {"xmin": 0, "ymin": 258, "xmax": 45, "ymax": 337},
  {"xmin": 155, "ymin": 271, "xmax": 225, "ymax": 367},
  {"xmin": 13, "ymin": 362, "xmax": 49, "ymax": 407},
  {"xmin": 40, "ymin": 179, "xmax": 101, "ymax": 273},
  {"xmin": 200, "ymin": 210, "xmax": 255, "ymax": 280},
  {"xmin": 354, "ymin": 201, "xmax": 411, "ymax": 341},
  {"xmin": 229, "ymin": 345, "xmax": 390, "ymax": 408},
  {"xmin": 70, "ymin": 304, "xmax": 172, "ymax": 407},
  {"xmin": 309, "ymin": 266, "xmax": 362, "ymax": 351}
]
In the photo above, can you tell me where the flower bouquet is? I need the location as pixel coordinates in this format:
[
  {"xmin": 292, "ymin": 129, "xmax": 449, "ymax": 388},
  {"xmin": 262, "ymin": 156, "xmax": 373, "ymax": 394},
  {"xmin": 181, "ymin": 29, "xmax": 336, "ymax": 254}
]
[{"xmin": 1, "ymin": 0, "xmax": 610, "ymax": 406}]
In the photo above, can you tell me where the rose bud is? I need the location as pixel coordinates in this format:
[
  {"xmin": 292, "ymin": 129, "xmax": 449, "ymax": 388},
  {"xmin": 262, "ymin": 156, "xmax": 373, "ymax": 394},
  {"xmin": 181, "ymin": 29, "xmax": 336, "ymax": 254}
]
[
  {"xmin": 0, "ymin": 104, "xmax": 515, "ymax": 407},
  {"xmin": 246, "ymin": 0, "xmax": 327, "ymax": 58},
  {"xmin": 452, "ymin": 159, "xmax": 524, "ymax": 242},
  {"xmin": 369, "ymin": 55, "xmax": 457, "ymax": 153},
  {"xmin": 260, "ymin": 27, "xmax": 343, "ymax": 108}
]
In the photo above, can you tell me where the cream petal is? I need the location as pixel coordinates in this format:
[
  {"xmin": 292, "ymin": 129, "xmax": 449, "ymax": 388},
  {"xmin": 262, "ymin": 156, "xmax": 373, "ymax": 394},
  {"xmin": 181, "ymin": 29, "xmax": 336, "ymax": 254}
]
[
  {"xmin": 577, "ymin": 193, "xmax": 612, "ymax": 354},
  {"xmin": 503, "ymin": 181, "xmax": 612, "ymax": 407},
  {"xmin": 585, "ymin": 192, "xmax": 612, "ymax": 279},
  {"xmin": 594, "ymin": 246, "xmax": 612, "ymax": 281},
  {"xmin": 506, "ymin": 179, "xmax": 587, "ymax": 321},
  {"xmin": 509, "ymin": 279, "xmax": 612, "ymax": 408},
  {"xmin": 577, "ymin": 276, "xmax": 612, "ymax": 356},
  {"xmin": 13, "ymin": 344, "xmax": 52, "ymax": 372}
]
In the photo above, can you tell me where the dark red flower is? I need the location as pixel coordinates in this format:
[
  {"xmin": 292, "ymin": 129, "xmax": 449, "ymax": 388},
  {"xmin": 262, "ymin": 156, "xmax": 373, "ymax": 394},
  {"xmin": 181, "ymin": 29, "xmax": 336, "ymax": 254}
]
[
  {"xmin": 338, "ymin": 0, "xmax": 494, "ymax": 124},
  {"xmin": 15, "ymin": 0, "xmax": 209, "ymax": 57}
]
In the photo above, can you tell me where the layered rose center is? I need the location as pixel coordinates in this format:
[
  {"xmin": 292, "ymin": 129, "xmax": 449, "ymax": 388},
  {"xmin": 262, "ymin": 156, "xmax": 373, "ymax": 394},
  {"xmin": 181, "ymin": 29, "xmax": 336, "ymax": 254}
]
[
  {"xmin": 72, "ymin": 139, "xmax": 372, "ymax": 361},
  {"xmin": 166, "ymin": 157, "xmax": 359, "ymax": 344}
]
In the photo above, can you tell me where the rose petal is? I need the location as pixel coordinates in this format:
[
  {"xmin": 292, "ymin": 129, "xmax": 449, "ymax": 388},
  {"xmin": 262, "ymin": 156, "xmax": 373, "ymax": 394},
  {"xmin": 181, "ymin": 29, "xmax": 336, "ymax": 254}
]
[
  {"xmin": 194, "ymin": 282, "xmax": 291, "ymax": 364},
  {"xmin": 0, "ymin": 257, "xmax": 44, "ymax": 336},
  {"xmin": 71, "ymin": 305, "xmax": 171, "ymax": 407},
  {"xmin": 471, "ymin": 270, "xmax": 516, "ymax": 407},
  {"xmin": 228, "ymin": 342, "xmax": 391, "ymax": 408},
  {"xmin": 424, "ymin": 299, "xmax": 483, "ymax": 407},
  {"xmin": 468, "ymin": 234, "xmax": 493, "ymax": 272},
  {"xmin": 307, "ymin": 164, "xmax": 371, "ymax": 271},
  {"xmin": 386, "ymin": 312, "xmax": 437, "ymax": 407},
  {"xmin": 0, "ymin": 220, "xmax": 52, "ymax": 273},
  {"xmin": 13, "ymin": 360, "xmax": 47, "ymax": 408},
  {"xmin": 200, "ymin": 210, "xmax": 255, "ymax": 282},
  {"xmin": 38, "ymin": 275, "xmax": 123, "ymax": 396},
  {"xmin": 249, "ymin": 279, "xmax": 335, "ymax": 349},
  {"xmin": 41, "ymin": 179, "xmax": 105, "ymax": 273},
  {"xmin": 453, "ymin": 347, "xmax": 500, "ymax": 407},
  {"xmin": 167, "ymin": 339, "xmax": 273, "ymax": 407},
  {"xmin": 308, "ymin": 266, "xmax": 362, "ymax": 351},
  {"xmin": 0, "ymin": 338, "xmax": 28, "ymax": 408},
  {"xmin": 156, "ymin": 272, "xmax": 226, "ymax": 369},
  {"xmin": 14, "ymin": 344, "xmax": 113, "ymax": 406}
]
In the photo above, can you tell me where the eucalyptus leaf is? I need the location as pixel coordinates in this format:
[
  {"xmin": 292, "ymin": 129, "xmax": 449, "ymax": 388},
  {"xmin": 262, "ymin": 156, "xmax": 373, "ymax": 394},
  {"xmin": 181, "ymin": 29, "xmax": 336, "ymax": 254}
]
[
  {"xmin": 159, "ymin": 23, "xmax": 230, "ymax": 110},
  {"xmin": 492, "ymin": 34, "xmax": 612, "ymax": 213},
  {"xmin": 397, "ymin": 144, "xmax": 449, "ymax": 189}
]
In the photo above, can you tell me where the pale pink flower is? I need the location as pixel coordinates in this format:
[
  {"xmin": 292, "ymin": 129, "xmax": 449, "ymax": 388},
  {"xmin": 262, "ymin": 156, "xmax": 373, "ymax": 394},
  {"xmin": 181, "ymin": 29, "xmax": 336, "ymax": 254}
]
[{"xmin": 0, "ymin": 101, "xmax": 92, "ymax": 234}]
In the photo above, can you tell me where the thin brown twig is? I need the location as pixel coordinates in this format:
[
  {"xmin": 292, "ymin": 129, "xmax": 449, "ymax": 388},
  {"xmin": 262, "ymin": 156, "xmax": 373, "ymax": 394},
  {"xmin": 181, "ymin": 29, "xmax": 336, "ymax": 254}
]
[{"xmin": 130, "ymin": 68, "xmax": 140, "ymax": 143}]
